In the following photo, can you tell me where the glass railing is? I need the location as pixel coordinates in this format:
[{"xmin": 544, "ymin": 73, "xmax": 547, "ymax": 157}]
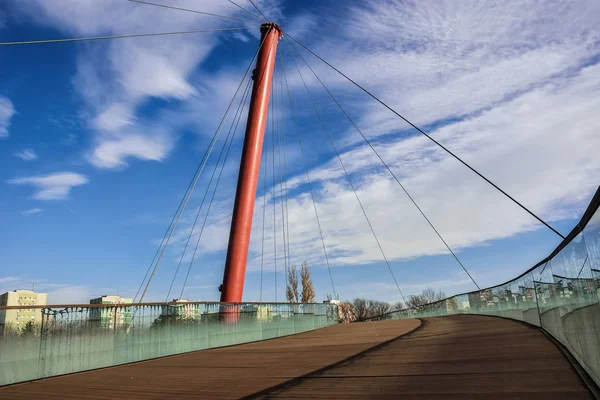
[
  {"xmin": 369, "ymin": 186, "xmax": 600, "ymax": 386},
  {"xmin": 0, "ymin": 302, "xmax": 338, "ymax": 386}
]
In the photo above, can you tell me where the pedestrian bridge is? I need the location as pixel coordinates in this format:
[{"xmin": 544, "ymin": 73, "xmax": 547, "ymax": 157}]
[
  {"xmin": 1, "ymin": 187, "xmax": 600, "ymax": 398},
  {"xmin": 2, "ymin": 3, "xmax": 600, "ymax": 397},
  {"xmin": 1, "ymin": 315, "xmax": 595, "ymax": 399}
]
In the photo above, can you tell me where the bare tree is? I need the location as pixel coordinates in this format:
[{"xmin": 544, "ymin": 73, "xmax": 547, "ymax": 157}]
[
  {"xmin": 406, "ymin": 294, "xmax": 427, "ymax": 309},
  {"xmin": 406, "ymin": 288, "xmax": 446, "ymax": 309},
  {"xmin": 352, "ymin": 298, "xmax": 393, "ymax": 321},
  {"xmin": 369, "ymin": 300, "xmax": 392, "ymax": 317},
  {"xmin": 353, "ymin": 298, "xmax": 369, "ymax": 320},
  {"xmin": 300, "ymin": 262, "xmax": 316, "ymax": 303},
  {"xmin": 286, "ymin": 264, "xmax": 299, "ymax": 303},
  {"xmin": 423, "ymin": 288, "xmax": 445, "ymax": 302}
]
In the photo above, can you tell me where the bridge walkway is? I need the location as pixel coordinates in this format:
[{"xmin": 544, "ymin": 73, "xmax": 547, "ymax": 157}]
[{"xmin": 0, "ymin": 315, "xmax": 593, "ymax": 399}]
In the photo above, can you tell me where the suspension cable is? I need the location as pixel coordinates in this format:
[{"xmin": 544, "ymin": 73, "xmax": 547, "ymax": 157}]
[
  {"xmin": 285, "ymin": 37, "xmax": 481, "ymax": 291},
  {"xmin": 279, "ymin": 64, "xmax": 293, "ymax": 274},
  {"xmin": 166, "ymin": 77, "xmax": 253, "ymax": 301},
  {"xmin": 137, "ymin": 34, "xmax": 265, "ymax": 303},
  {"xmin": 179, "ymin": 73, "xmax": 253, "ymax": 300},
  {"xmin": 133, "ymin": 158, "xmax": 198, "ymax": 303},
  {"xmin": 274, "ymin": 64, "xmax": 289, "ymax": 297},
  {"xmin": 227, "ymin": 0, "xmax": 264, "ymax": 22},
  {"xmin": 0, "ymin": 27, "xmax": 253, "ymax": 47},
  {"xmin": 128, "ymin": 0, "xmax": 258, "ymax": 23},
  {"xmin": 284, "ymin": 43, "xmax": 406, "ymax": 303},
  {"xmin": 260, "ymin": 109, "xmax": 268, "ymax": 303},
  {"xmin": 247, "ymin": 0, "xmax": 270, "ymax": 22},
  {"xmin": 284, "ymin": 32, "xmax": 565, "ymax": 240},
  {"xmin": 271, "ymin": 81, "xmax": 278, "ymax": 302},
  {"xmin": 281, "ymin": 54, "xmax": 338, "ymax": 300}
]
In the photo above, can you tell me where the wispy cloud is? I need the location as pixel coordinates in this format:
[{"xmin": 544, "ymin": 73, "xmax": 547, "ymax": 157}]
[
  {"xmin": 0, "ymin": 95, "xmax": 15, "ymax": 138},
  {"xmin": 100, "ymin": 0, "xmax": 600, "ymax": 301},
  {"xmin": 88, "ymin": 132, "xmax": 173, "ymax": 169},
  {"xmin": 310, "ymin": 0, "xmax": 600, "ymax": 133},
  {"xmin": 8, "ymin": 172, "xmax": 89, "ymax": 200},
  {"xmin": 5, "ymin": 0, "xmax": 600, "ymax": 301},
  {"xmin": 22, "ymin": 208, "xmax": 42, "ymax": 216},
  {"xmin": 9, "ymin": 0, "xmax": 256, "ymax": 170},
  {"xmin": 14, "ymin": 148, "xmax": 38, "ymax": 161}
]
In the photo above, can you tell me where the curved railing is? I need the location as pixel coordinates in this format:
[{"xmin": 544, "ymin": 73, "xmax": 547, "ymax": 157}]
[
  {"xmin": 0, "ymin": 302, "xmax": 338, "ymax": 386},
  {"xmin": 369, "ymin": 185, "xmax": 600, "ymax": 386}
]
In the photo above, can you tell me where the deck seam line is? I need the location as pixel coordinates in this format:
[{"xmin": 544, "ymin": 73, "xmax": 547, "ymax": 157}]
[{"xmin": 239, "ymin": 318, "xmax": 425, "ymax": 399}]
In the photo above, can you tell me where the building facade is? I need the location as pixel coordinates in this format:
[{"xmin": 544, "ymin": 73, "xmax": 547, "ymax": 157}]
[
  {"xmin": 160, "ymin": 299, "xmax": 203, "ymax": 320},
  {"xmin": 89, "ymin": 295, "xmax": 133, "ymax": 328},
  {"xmin": 0, "ymin": 289, "xmax": 48, "ymax": 332}
]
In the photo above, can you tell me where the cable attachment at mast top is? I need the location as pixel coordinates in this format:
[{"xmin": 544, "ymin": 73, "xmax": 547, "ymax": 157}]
[{"xmin": 260, "ymin": 22, "xmax": 282, "ymax": 37}]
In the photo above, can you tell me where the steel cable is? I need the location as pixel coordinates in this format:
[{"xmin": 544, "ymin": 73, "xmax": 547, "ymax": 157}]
[
  {"xmin": 284, "ymin": 32, "xmax": 565, "ymax": 240},
  {"xmin": 284, "ymin": 37, "xmax": 481, "ymax": 291},
  {"xmin": 280, "ymin": 56, "xmax": 338, "ymax": 300},
  {"xmin": 128, "ymin": 0, "xmax": 258, "ymax": 23},
  {"xmin": 0, "ymin": 27, "xmax": 252, "ymax": 47},
  {"xmin": 165, "ymin": 77, "xmax": 253, "ymax": 302},
  {"xmin": 284, "ymin": 43, "xmax": 406, "ymax": 303},
  {"xmin": 178, "ymin": 74, "xmax": 254, "ymax": 300},
  {"xmin": 137, "ymin": 34, "xmax": 266, "ymax": 304},
  {"xmin": 227, "ymin": 0, "xmax": 264, "ymax": 22}
]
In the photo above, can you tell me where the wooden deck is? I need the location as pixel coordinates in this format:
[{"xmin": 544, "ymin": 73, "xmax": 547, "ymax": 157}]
[{"xmin": 0, "ymin": 315, "xmax": 593, "ymax": 399}]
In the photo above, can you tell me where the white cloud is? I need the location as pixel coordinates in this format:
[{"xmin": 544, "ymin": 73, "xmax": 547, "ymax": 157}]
[
  {"xmin": 7, "ymin": 0, "xmax": 600, "ymax": 301},
  {"xmin": 14, "ymin": 148, "xmax": 38, "ymax": 161},
  {"xmin": 301, "ymin": 0, "xmax": 600, "ymax": 140},
  {"xmin": 93, "ymin": 103, "xmax": 134, "ymax": 132},
  {"xmin": 233, "ymin": 0, "xmax": 600, "ymax": 274},
  {"xmin": 0, "ymin": 95, "xmax": 15, "ymax": 138},
  {"xmin": 181, "ymin": 59, "xmax": 600, "ymax": 289},
  {"xmin": 8, "ymin": 172, "xmax": 89, "ymax": 200},
  {"xmin": 121, "ymin": 0, "xmax": 600, "ymax": 301},
  {"xmin": 9, "ymin": 0, "xmax": 257, "ymax": 169},
  {"xmin": 22, "ymin": 208, "xmax": 42, "ymax": 216},
  {"xmin": 88, "ymin": 132, "xmax": 173, "ymax": 169}
]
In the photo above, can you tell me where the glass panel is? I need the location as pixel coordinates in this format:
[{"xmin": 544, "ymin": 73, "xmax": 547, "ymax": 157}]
[
  {"xmin": 376, "ymin": 202, "xmax": 600, "ymax": 387},
  {"xmin": 3, "ymin": 201, "xmax": 600, "ymax": 388},
  {"xmin": 0, "ymin": 302, "xmax": 338, "ymax": 386}
]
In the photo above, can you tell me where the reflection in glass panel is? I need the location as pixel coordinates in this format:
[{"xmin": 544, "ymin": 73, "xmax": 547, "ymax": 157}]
[
  {"xmin": 365, "ymin": 205, "xmax": 600, "ymax": 387},
  {"xmin": 584, "ymin": 212, "xmax": 600, "ymax": 299},
  {"xmin": 1, "ymin": 302, "xmax": 338, "ymax": 386}
]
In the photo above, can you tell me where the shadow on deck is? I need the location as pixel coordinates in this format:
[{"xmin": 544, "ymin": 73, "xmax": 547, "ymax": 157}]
[{"xmin": 0, "ymin": 315, "xmax": 593, "ymax": 399}]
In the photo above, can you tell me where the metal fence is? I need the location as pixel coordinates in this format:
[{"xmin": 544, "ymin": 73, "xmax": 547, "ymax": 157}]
[
  {"xmin": 0, "ymin": 302, "xmax": 338, "ymax": 386},
  {"xmin": 369, "ymin": 186, "xmax": 600, "ymax": 386}
]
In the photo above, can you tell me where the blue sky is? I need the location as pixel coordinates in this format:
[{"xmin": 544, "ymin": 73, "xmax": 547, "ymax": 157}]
[{"xmin": 1, "ymin": 0, "xmax": 599, "ymax": 304}]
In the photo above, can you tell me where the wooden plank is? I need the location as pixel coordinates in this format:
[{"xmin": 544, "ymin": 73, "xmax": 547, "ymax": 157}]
[
  {"xmin": 0, "ymin": 320, "xmax": 420, "ymax": 399},
  {"xmin": 0, "ymin": 315, "xmax": 592, "ymax": 399},
  {"xmin": 250, "ymin": 315, "xmax": 593, "ymax": 399}
]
